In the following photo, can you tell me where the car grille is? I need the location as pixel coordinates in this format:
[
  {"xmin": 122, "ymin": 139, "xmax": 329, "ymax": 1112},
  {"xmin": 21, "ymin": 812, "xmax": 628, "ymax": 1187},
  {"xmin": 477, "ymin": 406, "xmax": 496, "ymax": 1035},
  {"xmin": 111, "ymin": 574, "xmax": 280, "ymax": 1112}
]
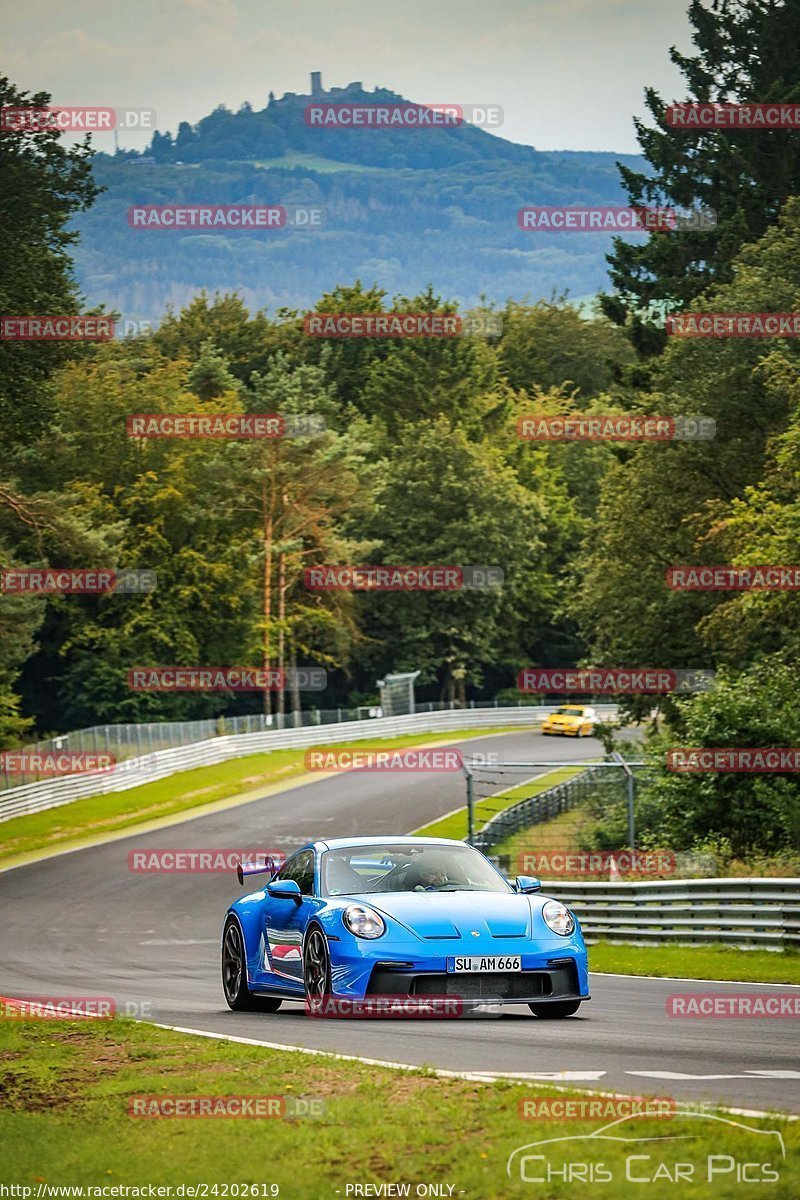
[
  {"xmin": 413, "ymin": 973, "xmax": 549, "ymax": 1000},
  {"xmin": 367, "ymin": 961, "xmax": 579, "ymax": 1001}
]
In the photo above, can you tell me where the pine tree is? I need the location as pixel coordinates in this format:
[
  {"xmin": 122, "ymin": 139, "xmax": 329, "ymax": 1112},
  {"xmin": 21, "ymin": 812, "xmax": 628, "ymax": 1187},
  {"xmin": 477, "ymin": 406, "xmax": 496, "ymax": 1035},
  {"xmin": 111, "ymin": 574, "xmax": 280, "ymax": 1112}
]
[{"xmin": 601, "ymin": 0, "xmax": 800, "ymax": 353}]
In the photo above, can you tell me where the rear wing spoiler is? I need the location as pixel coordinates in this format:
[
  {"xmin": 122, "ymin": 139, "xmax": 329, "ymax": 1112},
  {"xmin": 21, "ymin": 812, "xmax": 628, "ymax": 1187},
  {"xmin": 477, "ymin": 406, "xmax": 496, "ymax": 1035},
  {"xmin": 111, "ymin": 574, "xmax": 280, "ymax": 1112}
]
[{"xmin": 236, "ymin": 855, "xmax": 280, "ymax": 886}]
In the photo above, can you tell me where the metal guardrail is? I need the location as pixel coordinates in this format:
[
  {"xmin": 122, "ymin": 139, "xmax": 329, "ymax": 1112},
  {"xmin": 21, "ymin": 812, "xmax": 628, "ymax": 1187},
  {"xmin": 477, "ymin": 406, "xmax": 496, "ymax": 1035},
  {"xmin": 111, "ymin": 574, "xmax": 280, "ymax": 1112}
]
[
  {"xmin": 545, "ymin": 878, "xmax": 800, "ymax": 950},
  {"xmin": 1, "ymin": 699, "xmax": 554, "ymax": 790},
  {"xmin": 0, "ymin": 704, "xmax": 619, "ymax": 824}
]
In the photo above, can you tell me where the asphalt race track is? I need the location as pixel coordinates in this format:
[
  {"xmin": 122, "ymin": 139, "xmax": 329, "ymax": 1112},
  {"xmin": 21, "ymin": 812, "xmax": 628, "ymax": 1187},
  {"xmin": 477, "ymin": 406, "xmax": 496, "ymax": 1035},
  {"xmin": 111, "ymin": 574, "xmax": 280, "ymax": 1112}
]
[{"xmin": 1, "ymin": 731, "xmax": 797, "ymax": 1114}]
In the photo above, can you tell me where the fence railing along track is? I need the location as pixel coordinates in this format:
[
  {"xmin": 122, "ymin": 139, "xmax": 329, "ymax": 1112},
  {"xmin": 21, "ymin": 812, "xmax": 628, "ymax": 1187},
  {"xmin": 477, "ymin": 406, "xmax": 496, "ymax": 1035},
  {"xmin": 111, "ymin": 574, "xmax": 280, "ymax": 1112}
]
[{"xmin": 0, "ymin": 704, "xmax": 618, "ymax": 823}]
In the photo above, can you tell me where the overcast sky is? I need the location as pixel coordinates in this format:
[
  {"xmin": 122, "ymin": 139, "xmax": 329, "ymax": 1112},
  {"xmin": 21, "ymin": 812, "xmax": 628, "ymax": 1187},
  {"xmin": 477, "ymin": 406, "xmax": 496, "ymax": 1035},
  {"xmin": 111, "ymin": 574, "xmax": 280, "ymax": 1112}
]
[{"xmin": 2, "ymin": 0, "xmax": 695, "ymax": 153}]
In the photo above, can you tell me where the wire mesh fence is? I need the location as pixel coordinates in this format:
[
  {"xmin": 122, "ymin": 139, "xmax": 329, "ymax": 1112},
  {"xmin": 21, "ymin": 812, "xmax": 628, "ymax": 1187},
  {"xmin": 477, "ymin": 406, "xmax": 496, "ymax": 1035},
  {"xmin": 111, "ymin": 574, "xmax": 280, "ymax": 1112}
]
[
  {"xmin": 461, "ymin": 759, "xmax": 716, "ymax": 882},
  {"xmin": 470, "ymin": 763, "xmax": 603, "ymax": 852}
]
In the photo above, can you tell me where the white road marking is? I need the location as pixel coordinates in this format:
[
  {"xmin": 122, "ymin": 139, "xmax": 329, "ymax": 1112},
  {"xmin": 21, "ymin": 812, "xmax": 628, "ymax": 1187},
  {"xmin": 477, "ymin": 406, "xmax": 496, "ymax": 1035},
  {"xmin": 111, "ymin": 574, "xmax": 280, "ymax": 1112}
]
[
  {"xmin": 476, "ymin": 1070, "xmax": 607, "ymax": 1081},
  {"xmin": 591, "ymin": 972, "xmax": 800, "ymax": 988},
  {"xmin": 747, "ymin": 1070, "xmax": 800, "ymax": 1078},
  {"xmin": 147, "ymin": 1021, "xmax": 797, "ymax": 1120},
  {"xmin": 140, "ymin": 938, "xmax": 219, "ymax": 945},
  {"xmin": 627, "ymin": 1070, "xmax": 800, "ymax": 1081}
]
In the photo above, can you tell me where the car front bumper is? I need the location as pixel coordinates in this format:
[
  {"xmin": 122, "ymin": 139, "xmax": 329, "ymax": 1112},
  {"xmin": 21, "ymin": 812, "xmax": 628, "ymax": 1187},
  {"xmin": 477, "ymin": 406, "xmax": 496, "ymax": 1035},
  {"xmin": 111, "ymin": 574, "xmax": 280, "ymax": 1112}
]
[
  {"xmin": 365, "ymin": 958, "xmax": 587, "ymax": 1005},
  {"xmin": 327, "ymin": 935, "xmax": 590, "ymax": 1004}
]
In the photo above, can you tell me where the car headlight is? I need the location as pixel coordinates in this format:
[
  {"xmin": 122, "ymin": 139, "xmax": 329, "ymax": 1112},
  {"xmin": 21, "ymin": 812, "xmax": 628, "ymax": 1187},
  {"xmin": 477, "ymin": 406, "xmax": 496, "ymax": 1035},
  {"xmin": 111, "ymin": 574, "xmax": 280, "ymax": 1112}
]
[
  {"xmin": 343, "ymin": 904, "xmax": 386, "ymax": 939},
  {"xmin": 542, "ymin": 900, "xmax": 575, "ymax": 936}
]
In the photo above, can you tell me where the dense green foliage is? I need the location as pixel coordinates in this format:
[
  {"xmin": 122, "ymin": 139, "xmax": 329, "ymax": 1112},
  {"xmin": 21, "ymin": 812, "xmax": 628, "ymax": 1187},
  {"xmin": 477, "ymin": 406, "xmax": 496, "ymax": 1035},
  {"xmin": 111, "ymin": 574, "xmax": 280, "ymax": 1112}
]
[
  {"xmin": 2, "ymin": 0, "xmax": 800, "ymax": 860},
  {"xmin": 7, "ymin": 290, "xmax": 629, "ymax": 730},
  {"xmin": 602, "ymin": 0, "xmax": 800, "ymax": 349}
]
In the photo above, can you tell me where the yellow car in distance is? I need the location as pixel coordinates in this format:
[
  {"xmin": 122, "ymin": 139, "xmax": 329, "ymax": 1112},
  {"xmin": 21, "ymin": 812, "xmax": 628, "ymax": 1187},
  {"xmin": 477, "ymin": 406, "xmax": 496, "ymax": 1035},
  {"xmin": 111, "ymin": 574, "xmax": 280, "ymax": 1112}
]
[{"xmin": 540, "ymin": 705, "xmax": 596, "ymax": 737}]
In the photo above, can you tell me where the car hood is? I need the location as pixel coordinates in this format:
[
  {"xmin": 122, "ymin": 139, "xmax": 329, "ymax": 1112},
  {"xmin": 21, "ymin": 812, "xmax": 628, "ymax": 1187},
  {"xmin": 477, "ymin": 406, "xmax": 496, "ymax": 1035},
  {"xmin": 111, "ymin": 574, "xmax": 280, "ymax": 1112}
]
[{"xmin": 347, "ymin": 891, "xmax": 535, "ymax": 941}]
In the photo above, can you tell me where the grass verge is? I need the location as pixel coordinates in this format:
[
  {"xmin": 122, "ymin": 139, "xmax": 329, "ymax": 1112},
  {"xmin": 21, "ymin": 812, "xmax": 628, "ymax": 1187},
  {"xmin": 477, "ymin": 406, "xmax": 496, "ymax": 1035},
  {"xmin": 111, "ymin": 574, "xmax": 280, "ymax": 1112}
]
[
  {"xmin": 0, "ymin": 727, "xmax": 518, "ymax": 867},
  {"xmin": 0, "ymin": 1018, "xmax": 796, "ymax": 1196},
  {"xmin": 412, "ymin": 765, "xmax": 583, "ymax": 841},
  {"xmin": 589, "ymin": 940, "xmax": 800, "ymax": 984}
]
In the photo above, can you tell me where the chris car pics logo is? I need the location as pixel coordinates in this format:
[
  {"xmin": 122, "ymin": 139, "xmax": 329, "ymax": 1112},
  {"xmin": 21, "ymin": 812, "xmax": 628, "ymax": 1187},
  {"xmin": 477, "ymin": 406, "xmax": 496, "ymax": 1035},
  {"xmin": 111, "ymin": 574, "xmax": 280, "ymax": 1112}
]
[{"xmin": 507, "ymin": 1110, "xmax": 785, "ymax": 1185}]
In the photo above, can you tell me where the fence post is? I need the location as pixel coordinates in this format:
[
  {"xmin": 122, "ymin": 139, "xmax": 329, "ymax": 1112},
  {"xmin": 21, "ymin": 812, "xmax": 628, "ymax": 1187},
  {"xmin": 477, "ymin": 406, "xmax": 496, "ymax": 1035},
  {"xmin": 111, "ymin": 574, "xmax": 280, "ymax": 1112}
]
[
  {"xmin": 464, "ymin": 765, "xmax": 476, "ymax": 846},
  {"xmin": 612, "ymin": 752, "xmax": 636, "ymax": 850}
]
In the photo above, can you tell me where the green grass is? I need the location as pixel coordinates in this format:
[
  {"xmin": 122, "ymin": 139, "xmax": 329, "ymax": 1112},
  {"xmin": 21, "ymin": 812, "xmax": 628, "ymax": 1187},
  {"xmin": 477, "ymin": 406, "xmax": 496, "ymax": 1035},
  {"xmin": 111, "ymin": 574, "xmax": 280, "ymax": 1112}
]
[
  {"xmin": 590, "ymin": 940, "xmax": 800, "ymax": 984},
  {"xmin": 0, "ymin": 727, "xmax": 519, "ymax": 866},
  {"xmin": 491, "ymin": 797, "xmax": 594, "ymax": 865},
  {"xmin": 0, "ymin": 1018, "xmax": 796, "ymax": 1196},
  {"xmin": 412, "ymin": 765, "xmax": 583, "ymax": 841}
]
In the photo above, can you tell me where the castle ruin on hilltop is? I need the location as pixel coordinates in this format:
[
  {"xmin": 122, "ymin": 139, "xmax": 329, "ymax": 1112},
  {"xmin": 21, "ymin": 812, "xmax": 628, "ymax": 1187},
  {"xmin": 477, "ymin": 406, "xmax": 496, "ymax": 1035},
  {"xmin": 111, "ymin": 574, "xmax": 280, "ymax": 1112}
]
[{"xmin": 310, "ymin": 72, "xmax": 363, "ymax": 97}]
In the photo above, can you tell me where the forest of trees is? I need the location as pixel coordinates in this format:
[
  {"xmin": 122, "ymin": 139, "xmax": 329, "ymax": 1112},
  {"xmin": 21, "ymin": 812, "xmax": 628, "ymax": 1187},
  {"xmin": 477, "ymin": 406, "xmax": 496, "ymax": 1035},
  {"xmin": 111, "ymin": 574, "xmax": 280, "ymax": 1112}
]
[
  {"xmin": 1, "ymin": 0, "xmax": 799, "ymax": 859},
  {"xmin": 75, "ymin": 146, "xmax": 647, "ymax": 320}
]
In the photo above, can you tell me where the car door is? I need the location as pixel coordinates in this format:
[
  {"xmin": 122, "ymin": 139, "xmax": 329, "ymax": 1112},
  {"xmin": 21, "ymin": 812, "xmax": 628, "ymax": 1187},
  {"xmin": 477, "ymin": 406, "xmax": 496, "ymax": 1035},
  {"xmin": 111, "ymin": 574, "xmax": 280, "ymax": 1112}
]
[{"xmin": 261, "ymin": 849, "xmax": 317, "ymax": 992}]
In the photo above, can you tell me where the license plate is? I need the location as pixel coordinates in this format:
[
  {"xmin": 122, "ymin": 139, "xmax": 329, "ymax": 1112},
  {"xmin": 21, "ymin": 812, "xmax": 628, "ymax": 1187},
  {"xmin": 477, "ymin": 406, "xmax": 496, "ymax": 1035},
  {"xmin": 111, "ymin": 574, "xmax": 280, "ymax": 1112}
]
[{"xmin": 448, "ymin": 955, "xmax": 522, "ymax": 973}]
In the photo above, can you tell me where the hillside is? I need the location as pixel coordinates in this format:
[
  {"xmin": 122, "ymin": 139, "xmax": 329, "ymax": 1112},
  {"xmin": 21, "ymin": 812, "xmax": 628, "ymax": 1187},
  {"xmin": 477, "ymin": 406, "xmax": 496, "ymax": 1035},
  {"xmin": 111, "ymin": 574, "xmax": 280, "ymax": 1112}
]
[{"xmin": 73, "ymin": 76, "xmax": 648, "ymax": 321}]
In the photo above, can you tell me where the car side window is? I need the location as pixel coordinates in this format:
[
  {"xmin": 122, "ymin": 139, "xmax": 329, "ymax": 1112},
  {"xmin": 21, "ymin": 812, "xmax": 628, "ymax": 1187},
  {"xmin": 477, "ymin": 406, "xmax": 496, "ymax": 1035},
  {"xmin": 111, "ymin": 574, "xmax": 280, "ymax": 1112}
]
[{"xmin": 280, "ymin": 849, "xmax": 315, "ymax": 896}]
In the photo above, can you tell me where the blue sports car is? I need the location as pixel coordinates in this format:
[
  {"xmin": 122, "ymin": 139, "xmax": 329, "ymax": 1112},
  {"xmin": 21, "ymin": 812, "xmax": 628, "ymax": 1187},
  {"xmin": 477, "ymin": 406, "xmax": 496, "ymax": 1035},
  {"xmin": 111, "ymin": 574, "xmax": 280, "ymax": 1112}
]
[{"xmin": 222, "ymin": 836, "xmax": 589, "ymax": 1017}]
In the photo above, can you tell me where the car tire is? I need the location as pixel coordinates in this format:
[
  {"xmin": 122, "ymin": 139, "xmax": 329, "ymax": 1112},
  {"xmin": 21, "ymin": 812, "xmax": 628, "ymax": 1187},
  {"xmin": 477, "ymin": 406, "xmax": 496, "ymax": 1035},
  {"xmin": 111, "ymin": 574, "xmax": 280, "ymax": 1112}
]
[
  {"xmin": 528, "ymin": 1000, "xmax": 582, "ymax": 1018},
  {"xmin": 303, "ymin": 926, "xmax": 332, "ymax": 1016},
  {"xmin": 222, "ymin": 916, "xmax": 282, "ymax": 1012}
]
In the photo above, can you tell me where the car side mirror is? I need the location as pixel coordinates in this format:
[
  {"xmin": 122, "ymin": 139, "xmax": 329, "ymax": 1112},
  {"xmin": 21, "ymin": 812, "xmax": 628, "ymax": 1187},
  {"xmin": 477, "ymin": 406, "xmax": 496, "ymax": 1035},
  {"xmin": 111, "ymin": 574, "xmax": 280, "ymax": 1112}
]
[
  {"xmin": 267, "ymin": 878, "xmax": 302, "ymax": 903},
  {"xmin": 514, "ymin": 875, "xmax": 541, "ymax": 894}
]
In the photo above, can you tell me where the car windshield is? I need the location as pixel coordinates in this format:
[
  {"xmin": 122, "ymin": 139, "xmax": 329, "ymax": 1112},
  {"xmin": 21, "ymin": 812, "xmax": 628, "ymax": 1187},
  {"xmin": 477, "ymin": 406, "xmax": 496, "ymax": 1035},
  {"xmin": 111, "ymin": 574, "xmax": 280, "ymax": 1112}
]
[
  {"xmin": 321, "ymin": 843, "xmax": 511, "ymax": 896},
  {"xmin": 554, "ymin": 706, "xmax": 584, "ymax": 716}
]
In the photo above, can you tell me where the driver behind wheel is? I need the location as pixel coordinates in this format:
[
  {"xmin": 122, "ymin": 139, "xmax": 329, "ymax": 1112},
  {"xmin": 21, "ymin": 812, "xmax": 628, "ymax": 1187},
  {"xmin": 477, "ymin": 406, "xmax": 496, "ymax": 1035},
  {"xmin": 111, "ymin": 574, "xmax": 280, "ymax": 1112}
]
[
  {"xmin": 408, "ymin": 855, "xmax": 450, "ymax": 891},
  {"xmin": 413, "ymin": 868, "xmax": 447, "ymax": 891}
]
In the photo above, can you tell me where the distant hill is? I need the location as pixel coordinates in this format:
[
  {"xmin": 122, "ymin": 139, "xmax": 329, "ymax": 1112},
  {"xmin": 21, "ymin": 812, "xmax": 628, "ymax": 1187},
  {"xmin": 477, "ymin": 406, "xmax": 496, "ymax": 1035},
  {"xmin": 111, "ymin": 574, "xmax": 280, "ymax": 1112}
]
[
  {"xmin": 146, "ymin": 76, "xmax": 540, "ymax": 171},
  {"xmin": 72, "ymin": 75, "xmax": 648, "ymax": 322}
]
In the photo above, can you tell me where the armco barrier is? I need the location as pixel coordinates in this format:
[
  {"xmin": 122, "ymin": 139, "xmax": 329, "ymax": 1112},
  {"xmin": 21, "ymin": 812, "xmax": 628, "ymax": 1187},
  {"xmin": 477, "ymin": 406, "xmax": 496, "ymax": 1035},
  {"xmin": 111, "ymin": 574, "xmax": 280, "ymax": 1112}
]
[
  {"xmin": 0, "ymin": 704, "xmax": 618, "ymax": 824},
  {"xmin": 544, "ymin": 878, "xmax": 800, "ymax": 950}
]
